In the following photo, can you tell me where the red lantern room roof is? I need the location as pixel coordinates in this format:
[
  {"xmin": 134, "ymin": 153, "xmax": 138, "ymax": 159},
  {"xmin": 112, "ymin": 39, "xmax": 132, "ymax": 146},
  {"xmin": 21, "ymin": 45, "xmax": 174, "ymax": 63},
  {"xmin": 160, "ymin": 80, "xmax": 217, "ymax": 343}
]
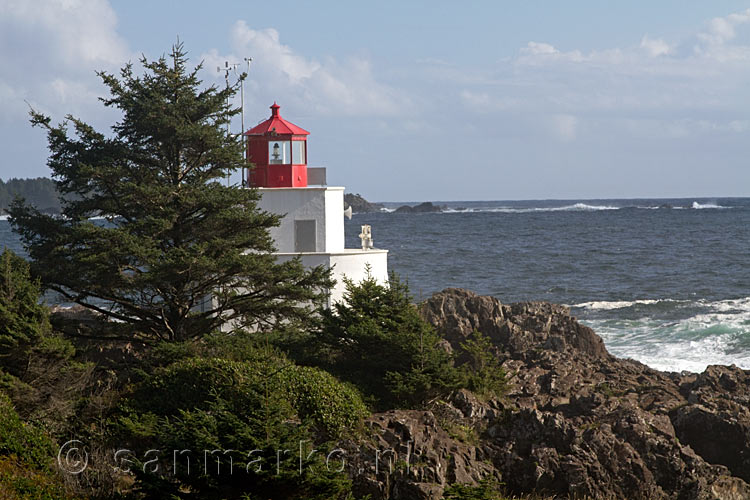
[{"xmin": 244, "ymin": 103, "xmax": 310, "ymax": 136}]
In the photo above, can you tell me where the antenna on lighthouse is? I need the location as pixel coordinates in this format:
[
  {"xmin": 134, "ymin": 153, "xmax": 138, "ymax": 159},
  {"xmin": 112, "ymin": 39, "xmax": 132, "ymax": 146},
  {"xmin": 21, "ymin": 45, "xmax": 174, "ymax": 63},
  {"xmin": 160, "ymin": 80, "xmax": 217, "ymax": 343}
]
[
  {"xmin": 238, "ymin": 58, "xmax": 251, "ymax": 187},
  {"xmin": 218, "ymin": 61, "xmax": 239, "ymax": 186}
]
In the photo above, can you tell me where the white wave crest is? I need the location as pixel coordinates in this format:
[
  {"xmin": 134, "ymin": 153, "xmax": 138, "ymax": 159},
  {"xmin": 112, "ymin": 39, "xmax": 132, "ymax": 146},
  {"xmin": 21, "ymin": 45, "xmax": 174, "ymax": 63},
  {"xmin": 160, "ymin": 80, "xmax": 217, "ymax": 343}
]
[
  {"xmin": 582, "ymin": 295, "xmax": 750, "ymax": 372},
  {"xmin": 618, "ymin": 334, "xmax": 750, "ymax": 373},
  {"xmin": 0, "ymin": 215, "xmax": 8, "ymax": 221},
  {"xmin": 697, "ymin": 296, "xmax": 750, "ymax": 313},
  {"xmin": 572, "ymin": 299, "xmax": 665, "ymax": 310},
  {"xmin": 559, "ymin": 203, "xmax": 619, "ymax": 211},
  {"xmin": 692, "ymin": 201, "xmax": 729, "ymax": 209},
  {"xmin": 443, "ymin": 203, "xmax": 621, "ymax": 214}
]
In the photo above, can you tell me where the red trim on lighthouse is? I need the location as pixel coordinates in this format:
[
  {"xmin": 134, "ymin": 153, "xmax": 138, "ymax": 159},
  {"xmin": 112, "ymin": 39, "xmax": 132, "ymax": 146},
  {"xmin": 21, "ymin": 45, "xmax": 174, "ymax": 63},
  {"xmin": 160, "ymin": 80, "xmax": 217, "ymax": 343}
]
[
  {"xmin": 245, "ymin": 103, "xmax": 309, "ymax": 188},
  {"xmin": 245, "ymin": 102, "xmax": 310, "ymax": 137}
]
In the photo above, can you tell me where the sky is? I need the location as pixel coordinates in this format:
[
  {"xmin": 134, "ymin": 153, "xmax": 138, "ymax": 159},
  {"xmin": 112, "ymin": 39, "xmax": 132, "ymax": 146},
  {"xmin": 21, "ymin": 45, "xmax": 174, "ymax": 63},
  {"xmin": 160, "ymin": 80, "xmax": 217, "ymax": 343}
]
[{"xmin": 1, "ymin": 1, "xmax": 749, "ymax": 201}]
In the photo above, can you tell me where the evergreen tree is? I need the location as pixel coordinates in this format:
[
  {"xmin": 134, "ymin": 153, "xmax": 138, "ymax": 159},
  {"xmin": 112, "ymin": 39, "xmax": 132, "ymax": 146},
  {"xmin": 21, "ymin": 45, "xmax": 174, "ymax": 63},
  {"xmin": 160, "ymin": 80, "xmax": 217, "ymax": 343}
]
[
  {"xmin": 0, "ymin": 248, "xmax": 51, "ymax": 373},
  {"xmin": 459, "ymin": 331, "xmax": 509, "ymax": 401},
  {"xmin": 316, "ymin": 273, "xmax": 461, "ymax": 408},
  {"xmin": 9, "ymin": 44, "xmax": 331, "ymax": 342}
]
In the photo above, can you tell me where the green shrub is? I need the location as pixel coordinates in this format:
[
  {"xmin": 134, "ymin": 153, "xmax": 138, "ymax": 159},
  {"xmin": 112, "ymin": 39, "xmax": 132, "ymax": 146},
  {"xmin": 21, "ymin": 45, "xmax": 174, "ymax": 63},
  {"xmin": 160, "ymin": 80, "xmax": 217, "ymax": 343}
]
[
  {"xmin": 114, "ymin": 355, "xmax": 365, "ymax": 499},
  {"xmin": 0, "ymin": 393, "xmax": 55, "ymax": 470},
  {"xmin": 443, "ymin": 478, "xmax": 504, "ymax": 499},
  {"xmin": 0, "ymin": 393, "xmax": 79, "ymax": 499},
  {"xmin": 279, "ymin": 365, "xmax": 368, "ymax": 438},
  {"xmin": 0, "ymin": 248, "xmax": 51, "ymax": 376},
  {"xmin": 458, "ymin": 331, "xmax": 510, "ymax": 401},
  {"xmin": 0, "ymin": 248, "xmax": 90, "ymax": 437},
  {"xmin": 0, "ymin": 457, "xmax": 79, "ymax": 500},
  {"xmin": 315, "ymin": 272, "xmax": 462, "ymax": 408}
]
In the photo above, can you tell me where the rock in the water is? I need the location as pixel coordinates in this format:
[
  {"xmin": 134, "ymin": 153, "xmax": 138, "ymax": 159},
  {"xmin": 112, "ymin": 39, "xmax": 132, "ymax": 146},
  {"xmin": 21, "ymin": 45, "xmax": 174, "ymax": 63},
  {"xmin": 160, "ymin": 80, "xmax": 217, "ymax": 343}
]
[
  {"xmin": 344, "ymin": 193, "xmax": 384, "ymax": 213},
  {"xmin": 394, "ymin": 202, "xmax": 444, "ymax": 213}
]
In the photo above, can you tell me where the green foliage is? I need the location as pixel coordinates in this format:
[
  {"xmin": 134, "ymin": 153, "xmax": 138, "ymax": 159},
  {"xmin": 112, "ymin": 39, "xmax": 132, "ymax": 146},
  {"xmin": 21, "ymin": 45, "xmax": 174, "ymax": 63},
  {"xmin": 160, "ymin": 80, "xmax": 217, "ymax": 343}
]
[
  {"xmin": 279, "ymin": 365, "xmax": 368, "ymax": 438},
  {"xmin": 0, "ymin": 457, "xmax": 80, "ymax": 500},
  {"xmin": 0, "ymin": 395, "xmax": 81, "ymax": 499},
  {"xmin": 114, "ymin": 354, "xmax": 366, "ymax": 499},
  {"xmin": 0, "ymin": 248, "xmax": 51, "ymax": 374},
  {"xmin": 315, "ymin": 272, "xmax": 462, "ymax": 409},
  {"xmin": 443, "ymin": 421, "xmax": 480, "ymax": 446},
  {"xmin": 0, "ymin": 249, "xmax": 92, "ymax": 436},
  {"xmin": 459, "ymin": 331, "xmax": 510, "ymax": 400},
  {"xmin": 9, "ymin": 42, "xmax": 332, "ymax": 342},
  {"xmin": 443, "ymin": 478, "xmax": 504, "ymax": 500},
  {"xmin": 0, "ymin": 393, "xmax": 56, "ymax": 470}
]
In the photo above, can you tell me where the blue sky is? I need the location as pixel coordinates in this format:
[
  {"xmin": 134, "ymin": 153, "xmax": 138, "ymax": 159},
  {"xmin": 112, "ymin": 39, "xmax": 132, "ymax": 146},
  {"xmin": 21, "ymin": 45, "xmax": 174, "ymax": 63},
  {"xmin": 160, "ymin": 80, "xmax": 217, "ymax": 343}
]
[{"xmin": 1, "ymin": 1, "xmax": 749, "ymax": 201}]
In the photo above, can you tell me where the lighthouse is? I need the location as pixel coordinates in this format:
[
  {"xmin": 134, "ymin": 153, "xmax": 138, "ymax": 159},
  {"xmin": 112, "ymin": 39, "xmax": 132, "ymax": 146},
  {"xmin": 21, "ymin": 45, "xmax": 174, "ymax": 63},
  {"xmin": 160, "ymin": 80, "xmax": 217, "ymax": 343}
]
[{"xmin": 244, "ymin": 103, "xmax": 388, "ymax": 306}]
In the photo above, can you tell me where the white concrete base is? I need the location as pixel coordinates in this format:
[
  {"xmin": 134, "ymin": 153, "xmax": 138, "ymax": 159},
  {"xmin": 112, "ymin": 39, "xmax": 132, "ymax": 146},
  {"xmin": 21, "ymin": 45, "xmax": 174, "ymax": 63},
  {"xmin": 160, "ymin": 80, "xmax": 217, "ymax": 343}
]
[
  {"xmin": 257, "ymin": 187, "xmax": 345, "ymax": 253},
  {"xmin": 274, "ymin": 248, "xmax": 389, "ymax": 307},
  {"xmin": 254, "ymin": 184, "xmax": 389, "ymax": 308}
]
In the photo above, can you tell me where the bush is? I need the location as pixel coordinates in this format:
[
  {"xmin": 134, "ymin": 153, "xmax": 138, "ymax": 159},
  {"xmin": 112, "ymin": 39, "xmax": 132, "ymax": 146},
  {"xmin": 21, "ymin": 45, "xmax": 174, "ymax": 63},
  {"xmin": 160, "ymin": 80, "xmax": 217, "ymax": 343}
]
[
  {"xmin": 0, "ymin": 393, "xmax": 79, "ymax": 500},
  {"xmin": 0, "ymin": 248, "xmax": 91, "ymax": 437},
  {"xmin": 0, "ymin": 457, "xmax": 79, "ymax": 500},
  {"xmin": 458, "ymin": 331, "xmax": 510, "ymax": 401},
  {"xmin": 0, "ymin": 248, "xmax": 51, "ymax": 376},
  {"xmin": 0, "ymin": 393, "xmax": 55, "ymax": 469},
  {"xmin": 279, "ymin": 365, "xmax": 369, "ymax": 438},
  {"xmin": 315, "ymin": 273, "xmax": 462, "ymax": 408},
  {"xmin": 443, "ymin": 478, "xmax": 504, "ymax": 499},
  {"xmin": 114, "ymin": 355, "xmax": 366, "ymax": 499}
]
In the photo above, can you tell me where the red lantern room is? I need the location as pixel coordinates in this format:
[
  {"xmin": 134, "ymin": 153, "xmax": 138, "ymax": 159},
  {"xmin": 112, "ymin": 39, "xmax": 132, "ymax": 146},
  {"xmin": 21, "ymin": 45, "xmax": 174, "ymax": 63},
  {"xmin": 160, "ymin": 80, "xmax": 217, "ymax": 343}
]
[{"xmin": 244, "ymin": 103, "xmax": 310, "ymax": 188}]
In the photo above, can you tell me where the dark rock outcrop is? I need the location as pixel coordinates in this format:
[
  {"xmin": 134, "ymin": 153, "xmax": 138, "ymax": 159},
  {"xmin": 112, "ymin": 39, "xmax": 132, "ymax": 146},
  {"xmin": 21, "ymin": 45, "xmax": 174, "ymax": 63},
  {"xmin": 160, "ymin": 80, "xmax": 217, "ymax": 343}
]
[
  {"xmin": 344, "ymin": 288, "xmax": 750, "ymax": 499},
  {"xmin": 671, "ymin": 365, "xmax": 750, "ymax": 483},
  {"xmin": 344, "ymin": 193, "xmax": 384, "ymax": 213},
  {"xmin": 394, "ymin": 202, "xmax": 444, "ymax": 213}
]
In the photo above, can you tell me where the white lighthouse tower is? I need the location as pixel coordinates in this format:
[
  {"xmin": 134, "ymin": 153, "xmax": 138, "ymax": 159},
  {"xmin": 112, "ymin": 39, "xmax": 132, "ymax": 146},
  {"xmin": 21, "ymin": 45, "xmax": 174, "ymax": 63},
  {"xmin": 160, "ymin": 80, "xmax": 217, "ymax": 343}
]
[{"xmin": 244, "ymin": 103, "xmax": 388, "ymax": 306}]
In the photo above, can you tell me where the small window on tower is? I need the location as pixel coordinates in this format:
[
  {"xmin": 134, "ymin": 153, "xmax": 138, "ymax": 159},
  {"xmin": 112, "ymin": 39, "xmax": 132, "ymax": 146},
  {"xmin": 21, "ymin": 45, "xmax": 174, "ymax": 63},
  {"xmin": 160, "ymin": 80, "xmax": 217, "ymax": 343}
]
[
  {"xmin": 292, "ymin": 140, "xmax": 306, "ymax": 164},
  {"xmin": 269, "ymin": 141, "xmax": 291, "ymax": 164}
]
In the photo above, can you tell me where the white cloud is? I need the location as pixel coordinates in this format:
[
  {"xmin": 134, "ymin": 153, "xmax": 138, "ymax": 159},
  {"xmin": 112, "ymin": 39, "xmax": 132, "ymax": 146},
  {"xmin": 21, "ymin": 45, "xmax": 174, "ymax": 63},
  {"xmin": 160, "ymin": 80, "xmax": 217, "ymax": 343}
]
[
  {"xmin": 640, "ymin": 36, "xmax": 671, "ymax": 57},
  {"xmin": 698, "ymin": 9, "xmax": 750, "ymax": 45},
  {"xmin": 0, "ymin": 0, "xmax": 131, "ymax": 123},
  {"xmin": 499, "ymin": 8, "xmax": 750, "ymax": 143},
  {"xmin": 202, "ymin": 20, "xmax": 409, "ymax": 117},
  {"xmin": 229, "ymin": 26, "xmax": 319, "ymax": 84},
  {"xmin": 521, "ymin": 42, "xmax": 559, "ymax": 56},
  {"xmin": 693, "ymin": 9, "xmax": 750, "ymax": 61},
  {"xmin": 519, "ymin": 42, "xmax": 584, "ymax": 63}
]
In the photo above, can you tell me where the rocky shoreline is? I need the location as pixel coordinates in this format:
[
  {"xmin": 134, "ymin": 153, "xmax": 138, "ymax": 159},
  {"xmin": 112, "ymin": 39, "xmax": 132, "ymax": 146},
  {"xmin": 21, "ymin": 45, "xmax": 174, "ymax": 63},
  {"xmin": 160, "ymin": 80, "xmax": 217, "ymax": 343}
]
[{"xmin": 344, "ymin": 288, "xmax": 750, "ymax": 499}]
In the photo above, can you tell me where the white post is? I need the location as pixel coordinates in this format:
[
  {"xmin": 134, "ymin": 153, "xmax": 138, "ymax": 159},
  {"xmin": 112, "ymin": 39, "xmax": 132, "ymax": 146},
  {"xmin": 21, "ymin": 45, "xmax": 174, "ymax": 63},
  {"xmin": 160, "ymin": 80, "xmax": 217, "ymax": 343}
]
[{"xmin": 241, "ymin": 58, "xmax": 251, "ymax": 188}]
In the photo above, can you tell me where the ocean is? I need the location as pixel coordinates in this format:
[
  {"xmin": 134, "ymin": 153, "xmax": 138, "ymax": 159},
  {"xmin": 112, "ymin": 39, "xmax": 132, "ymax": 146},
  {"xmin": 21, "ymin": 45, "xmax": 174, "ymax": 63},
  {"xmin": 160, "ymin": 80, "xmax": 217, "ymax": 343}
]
[
  {"xmin": 3, "ymin": 197, "xmax": 749, "ymax": 373},
  {"xmin": 343, "ymin": 198, "xmax": 750, "ymax": 373}
]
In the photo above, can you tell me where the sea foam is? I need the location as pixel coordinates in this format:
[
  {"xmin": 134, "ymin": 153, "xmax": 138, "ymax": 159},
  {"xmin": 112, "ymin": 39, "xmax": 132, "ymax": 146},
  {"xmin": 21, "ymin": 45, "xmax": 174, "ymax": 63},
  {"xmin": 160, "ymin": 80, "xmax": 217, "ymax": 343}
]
[
  {"xmin": 580, "ymin": 296, "xmax": 750, "ymax": 372},
  {"xmin": 692, "ymin": 201, "xmax": 729, "ymax": 209}
]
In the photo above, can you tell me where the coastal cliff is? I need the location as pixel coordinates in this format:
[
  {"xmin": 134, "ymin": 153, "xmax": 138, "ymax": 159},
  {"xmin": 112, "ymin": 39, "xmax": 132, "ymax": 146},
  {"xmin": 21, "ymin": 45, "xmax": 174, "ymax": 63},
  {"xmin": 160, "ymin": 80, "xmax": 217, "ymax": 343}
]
[{"xmin": 344, "ymin": 289, "xmax": 750, "ymax": 499}]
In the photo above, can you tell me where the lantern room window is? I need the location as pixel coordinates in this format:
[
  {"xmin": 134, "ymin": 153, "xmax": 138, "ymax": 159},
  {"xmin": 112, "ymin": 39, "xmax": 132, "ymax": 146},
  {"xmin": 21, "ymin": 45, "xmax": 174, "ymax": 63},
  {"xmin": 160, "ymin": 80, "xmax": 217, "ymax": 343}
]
[
  {"xmin": 269, "ymin": 141, "xmax": 291, "ymax": 164},
  {"xmin": 292, "ymin": 140, "xmax": 306, "ymax": 165}
]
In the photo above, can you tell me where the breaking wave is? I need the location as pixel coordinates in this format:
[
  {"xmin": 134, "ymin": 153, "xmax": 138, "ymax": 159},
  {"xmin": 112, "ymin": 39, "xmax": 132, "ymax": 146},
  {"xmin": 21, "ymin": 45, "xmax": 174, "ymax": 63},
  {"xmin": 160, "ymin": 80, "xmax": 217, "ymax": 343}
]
[
  {"xmin": 691, "ymin": 201, "xmax": 729, "ymax": 209},
  {"xmin": 575, "ymin": 296, "xmax": 750, "ymax": 372},
  {"xmin": 442, "ymin": 203, "xmax": 620, "ymax": 214}
]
